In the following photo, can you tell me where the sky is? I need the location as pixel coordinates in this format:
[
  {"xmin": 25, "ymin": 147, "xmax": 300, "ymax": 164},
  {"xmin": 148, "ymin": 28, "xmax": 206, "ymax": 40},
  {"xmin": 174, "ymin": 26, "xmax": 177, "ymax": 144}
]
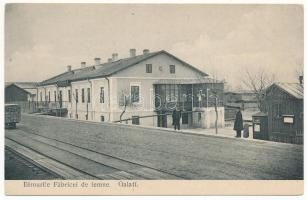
[{"xmin": 5, "ymin": 4, "xmax": 303, "ymax": 89}]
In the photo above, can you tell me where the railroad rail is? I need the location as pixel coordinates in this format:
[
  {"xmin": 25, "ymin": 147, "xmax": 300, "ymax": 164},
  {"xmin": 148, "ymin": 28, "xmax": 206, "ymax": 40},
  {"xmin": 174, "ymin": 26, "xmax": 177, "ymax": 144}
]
[{"xmin": 5, "ymin": 127, "xmax": 185, "ymax": 180}]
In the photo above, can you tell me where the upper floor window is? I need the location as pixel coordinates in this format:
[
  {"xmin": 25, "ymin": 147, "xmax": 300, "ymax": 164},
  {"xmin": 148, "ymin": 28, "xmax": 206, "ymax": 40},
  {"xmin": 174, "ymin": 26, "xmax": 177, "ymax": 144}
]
[
  {"xmin": 75, "ymin": 89, "xmax": 78, "ymax": 103},
  {"xmin": 131, "ymin": 85, "xmax": 140, "ymax": 103},
  {"xmin": 170, "ymin": 65, "xmax": 176, "ymax": 74},
  {"xmin": 100, "ymin": 87, "xmax": 105, "ymax": 103},
  {"xmin": 146, "ymin": 64, "xmax": 152, "ymax": 73},
  {"xmin": 87, "ymin": 88, "xmax": 91, "ymax": 103},
  {"xmin": 68, "ymin": 90, "xmax": 71, "ymax": 102},
  {"xmin": 81, "ymin": 88, "xmax": 85, "ymax": 103}
]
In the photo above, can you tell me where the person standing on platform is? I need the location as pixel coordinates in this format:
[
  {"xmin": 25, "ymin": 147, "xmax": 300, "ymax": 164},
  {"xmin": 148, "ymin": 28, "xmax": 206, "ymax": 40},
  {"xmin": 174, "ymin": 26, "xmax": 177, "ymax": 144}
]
[
  {"xmin": 234, "ymin": 107, "xmax": 243, "ymax": 137},
  {"xmin": 172, "ymin": 107, "xmax": 182, "ymax": 131}
]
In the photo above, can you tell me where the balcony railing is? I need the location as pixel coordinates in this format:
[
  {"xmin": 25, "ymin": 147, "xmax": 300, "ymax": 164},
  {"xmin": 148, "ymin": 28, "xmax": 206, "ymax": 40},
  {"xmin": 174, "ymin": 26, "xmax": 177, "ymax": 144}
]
[{"xmin": 155, "ymin": 99, "xmax": 224, "ymax": 111}]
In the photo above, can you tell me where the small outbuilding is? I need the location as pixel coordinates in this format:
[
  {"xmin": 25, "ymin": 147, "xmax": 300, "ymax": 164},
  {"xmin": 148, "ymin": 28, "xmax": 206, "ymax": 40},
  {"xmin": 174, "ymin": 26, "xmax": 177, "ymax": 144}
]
[
  {"xmin": 263, "ymin": 82, "xmax": 303, "ymax": 144},
  {"xmin": 5, "ymin": 82, "xmax": 38, "ymax": 103}
]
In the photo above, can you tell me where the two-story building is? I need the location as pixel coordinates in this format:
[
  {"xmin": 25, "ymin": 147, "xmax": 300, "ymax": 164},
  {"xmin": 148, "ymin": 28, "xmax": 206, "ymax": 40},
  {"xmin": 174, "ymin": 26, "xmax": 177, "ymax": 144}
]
[{"xmin": 37, "ymin": 49, "xmax": 224, "ymax": 129}]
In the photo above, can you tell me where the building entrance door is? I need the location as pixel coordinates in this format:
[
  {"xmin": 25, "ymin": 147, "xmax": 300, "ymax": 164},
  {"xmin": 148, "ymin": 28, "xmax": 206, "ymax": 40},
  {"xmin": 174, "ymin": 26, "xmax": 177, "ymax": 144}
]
[
  {"xmin": 157, "ymin": 111, "xmax": 167, "ymax": 128},
  {"xmin": 59, "ymin": 91, "xmax": 63, "ymax": 108}
]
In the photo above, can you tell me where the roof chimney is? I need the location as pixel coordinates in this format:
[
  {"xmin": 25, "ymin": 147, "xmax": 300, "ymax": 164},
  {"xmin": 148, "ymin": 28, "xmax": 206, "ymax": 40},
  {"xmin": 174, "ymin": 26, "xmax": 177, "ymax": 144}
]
[
  {"xmin": 67, "ymin": 65, "xmax": 72, "ymax": 72},
  {"xmin": 299, "ymin": 75, "xmax": 303, "ymax": 85},
  {"xmin": 143, "ymin": 49, "xmax": 150, "ymax": 55},
  {"xmin": 130, "ymin": 49, "xmax": 136, "ymax": 57},
  {"xmin": 112, "ymin": 53, "xmax": 118, "ymax": 61},
  {"xmin": 81, "ymin": 62, "xmax": 86, "ymax": 68},
  {"xmin": 94, "ymin": 58, "xmax": 101, "ymax": 65},
  {"xmin": 108, "ymin": 58, "xmax": 112, "ymax": 63}
]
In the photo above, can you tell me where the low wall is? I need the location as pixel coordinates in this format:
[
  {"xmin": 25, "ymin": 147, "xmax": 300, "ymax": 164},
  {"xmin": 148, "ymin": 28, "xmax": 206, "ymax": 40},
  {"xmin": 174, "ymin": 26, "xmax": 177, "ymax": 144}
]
[{"xmin": 192, "ymin": 107, "xmax": 225, "ymax": 129}]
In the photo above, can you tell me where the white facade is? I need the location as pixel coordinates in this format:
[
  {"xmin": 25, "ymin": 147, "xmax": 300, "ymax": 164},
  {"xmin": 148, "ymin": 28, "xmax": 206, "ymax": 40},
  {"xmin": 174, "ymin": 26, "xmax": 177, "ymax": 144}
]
[
  {"xmin": 37, "ymin": 51, "xmax": 225, "ymax": 128},
  {"xmin": 37, "ymin": 78, "xmax": 110, "ymax": 122}
]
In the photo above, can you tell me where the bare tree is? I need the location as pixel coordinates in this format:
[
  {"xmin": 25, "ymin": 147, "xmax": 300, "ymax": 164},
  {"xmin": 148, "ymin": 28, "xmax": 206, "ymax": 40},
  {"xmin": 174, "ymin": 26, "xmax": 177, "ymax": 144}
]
[
  {"xmin": 294, "ymin": 59, "xmax": 303, "ymax": 77},
  {"xmin": 295, "ymin": 66, "xmax": 304, "ymax": 85},
  {"xmin": 118, "ymin": 89, "xmax": 130, "ymax": 123},
  {"xmin": 295, "ymin": 67, "xmax": 304, "ymax": 78},
  {"xmin": 242, "ymin": 68, "xmax": 275, "ymax": 111}
]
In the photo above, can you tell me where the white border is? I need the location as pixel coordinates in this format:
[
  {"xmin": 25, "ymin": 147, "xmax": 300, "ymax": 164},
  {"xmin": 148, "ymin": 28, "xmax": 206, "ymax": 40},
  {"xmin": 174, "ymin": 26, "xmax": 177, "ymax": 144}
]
[{"xmin": 0, "ymin": 1, "xmax": 306, "ymax": 200}]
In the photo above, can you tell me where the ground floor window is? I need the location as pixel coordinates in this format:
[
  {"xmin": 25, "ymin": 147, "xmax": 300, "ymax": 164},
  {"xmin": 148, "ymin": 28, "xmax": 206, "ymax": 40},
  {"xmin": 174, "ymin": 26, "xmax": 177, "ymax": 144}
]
[
  {"xmin": 132, "ymin": 116, "xmax": 140, "ymax": 125},
  {"xmin": 68, "ymin": 90, "xmax": 71, "ymax": 102},
  {"xmin": 85, "ymin": 114, "xmax": 88, "ymax": 120},
  {"xmin": 75, "ymin": 114, "xmax": 78, "ymax": 119},
  {"xmin": 101, "ymin": 115, "xmax": 105, "ymax": 122},
  {"xmin": 131, "ymin": 85, "xmax": 140, "ymax": 103},
  {"xmin": 182, "ymin": 112, "xmax": 189, "ymax": 124}
]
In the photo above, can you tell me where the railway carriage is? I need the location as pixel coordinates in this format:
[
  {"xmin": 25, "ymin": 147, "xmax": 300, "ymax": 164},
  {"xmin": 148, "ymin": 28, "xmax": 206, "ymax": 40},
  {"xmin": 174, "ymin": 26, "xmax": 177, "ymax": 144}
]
[{"xmin": 5, "ymin": 104, "xmax": 21, "ymax": 129}]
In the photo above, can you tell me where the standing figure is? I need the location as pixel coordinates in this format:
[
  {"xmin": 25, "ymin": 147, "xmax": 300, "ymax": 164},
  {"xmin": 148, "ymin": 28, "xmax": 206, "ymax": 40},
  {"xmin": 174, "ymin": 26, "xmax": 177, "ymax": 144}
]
[
  {"xmin": 234, "ymin": 107, "xmax": 243, "ymax": 137},
  {"xmin": 172, "ymin": 107, "xmax": 182, "ymax": 130}
]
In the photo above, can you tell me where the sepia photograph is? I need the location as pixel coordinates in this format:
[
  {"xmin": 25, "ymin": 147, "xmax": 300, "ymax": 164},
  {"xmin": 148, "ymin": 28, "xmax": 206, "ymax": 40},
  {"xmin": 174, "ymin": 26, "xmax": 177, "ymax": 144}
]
[{"xmin": 3, "ymin": 2, "xmax": 304, "ymax": 195}]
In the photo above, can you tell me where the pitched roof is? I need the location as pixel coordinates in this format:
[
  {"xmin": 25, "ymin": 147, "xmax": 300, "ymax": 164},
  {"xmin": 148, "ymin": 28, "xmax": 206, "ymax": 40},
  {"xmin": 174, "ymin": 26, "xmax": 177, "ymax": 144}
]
[
  {"xmin": 5, "ymin": 82, "xmax": 38, "ymax": 89},
  {"xmin": 40, "ymin": 50, "xmax": 208, "ymax": 86},
  {"xmin": 269, "ymin": 82, "xmax": 303, "ymax": 99},
  {"xmin": 5, "ymin": 82, "xmax": 38, "ymax": 95}
]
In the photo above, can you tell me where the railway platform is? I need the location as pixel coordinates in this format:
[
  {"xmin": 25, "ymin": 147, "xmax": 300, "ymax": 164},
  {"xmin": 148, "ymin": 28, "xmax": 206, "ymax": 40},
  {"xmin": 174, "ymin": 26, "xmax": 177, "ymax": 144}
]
[{"xmin": 5, "ymin": 113, "xmax": 303, "ymax": 180}]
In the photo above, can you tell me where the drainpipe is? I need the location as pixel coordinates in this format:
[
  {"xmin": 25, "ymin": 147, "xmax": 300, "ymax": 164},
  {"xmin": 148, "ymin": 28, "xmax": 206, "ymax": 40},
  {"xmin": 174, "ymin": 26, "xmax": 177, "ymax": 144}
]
[
  {"xmin": 56, "ymin": 85, "xmax": 59, "ymax": 117},
  {"xmin": 75, "ymin": 88, "xmax": 78, "ymax": 119},
  {"xmin": 104, "ymin": 77, "xmax": 111, "ymax": 121}
]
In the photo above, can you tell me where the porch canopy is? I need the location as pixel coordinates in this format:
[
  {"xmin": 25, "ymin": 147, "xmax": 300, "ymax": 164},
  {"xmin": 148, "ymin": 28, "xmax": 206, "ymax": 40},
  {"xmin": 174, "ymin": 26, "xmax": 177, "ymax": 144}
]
[{"xmin": 153, "ymin": 77, "xmax": 223, "ymax": 85}]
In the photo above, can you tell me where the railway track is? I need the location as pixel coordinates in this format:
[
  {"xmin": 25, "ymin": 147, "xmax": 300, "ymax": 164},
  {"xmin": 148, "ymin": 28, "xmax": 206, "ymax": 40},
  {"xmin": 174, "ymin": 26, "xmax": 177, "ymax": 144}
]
[
  {"xmin": 5, "ymin": 128, "xmax": 185, "ymax": 180},
  {"xmin": 5, "ymin": 146, "xmax": 62, "ymax": 180}
]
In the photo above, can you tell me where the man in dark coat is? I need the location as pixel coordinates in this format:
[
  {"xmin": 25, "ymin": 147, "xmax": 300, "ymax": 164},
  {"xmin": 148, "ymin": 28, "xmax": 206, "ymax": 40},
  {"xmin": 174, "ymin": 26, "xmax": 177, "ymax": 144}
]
[
  {"xmin": 234, "ymin": 108, "xmax": 243, "ymax": 137},
  {"xmin": 172, "ymin": 107, "xmax": 182, "ymax": 130}
]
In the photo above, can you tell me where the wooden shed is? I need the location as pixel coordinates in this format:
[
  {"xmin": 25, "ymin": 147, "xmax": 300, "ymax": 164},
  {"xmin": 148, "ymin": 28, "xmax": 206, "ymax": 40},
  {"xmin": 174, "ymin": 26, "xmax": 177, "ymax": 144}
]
[
  {"xmin": 5, "ymin": 82, "xmax": 37, "ymax": 103},
  {"xmin": 264, "ymin": 83, "xmax": 303, "ymax": 144}
]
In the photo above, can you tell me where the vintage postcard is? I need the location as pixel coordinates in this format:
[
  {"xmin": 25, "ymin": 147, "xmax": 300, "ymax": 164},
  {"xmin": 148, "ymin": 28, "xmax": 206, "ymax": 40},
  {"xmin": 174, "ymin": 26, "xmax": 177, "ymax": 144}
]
[{"xmin": 3, "ymin": 3, "xmax": 304, "ymax": 195}]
